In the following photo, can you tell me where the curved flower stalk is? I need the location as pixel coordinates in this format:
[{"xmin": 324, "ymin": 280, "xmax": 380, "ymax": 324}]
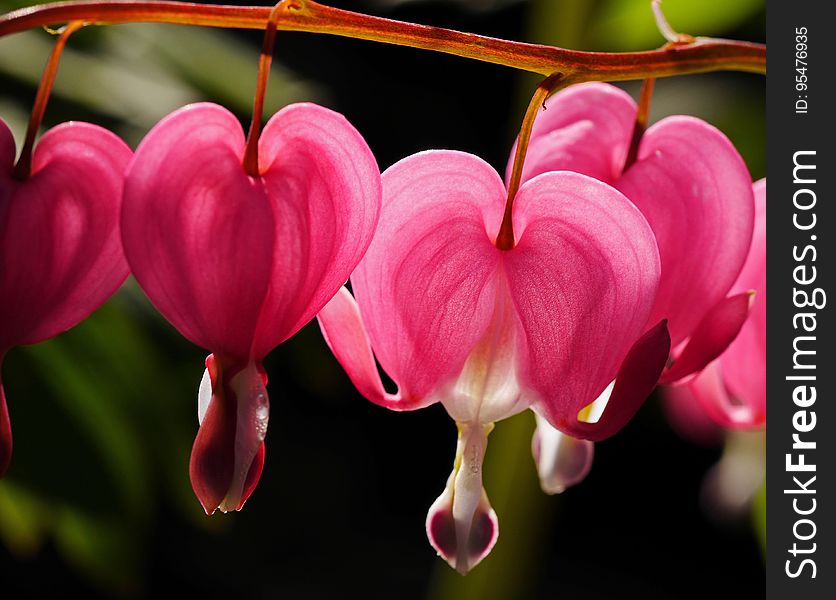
[
  {"xmin": 0, "ymin": 118, "xmax": 131, "ymax": 476},
  {"xmin": 514, "ymin": 83, "xmax": 756, "ymax": 493},
  {"xmin": 121, "ymin": 102, "xmax": 381, "ymax": 514},
  {"xmin": 318, "ymin": 151, "xmax": 670, "ymax": 572}
]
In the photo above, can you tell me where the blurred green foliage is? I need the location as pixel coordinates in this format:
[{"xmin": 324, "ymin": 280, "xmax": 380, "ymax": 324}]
[{"xmin": 591, "ymin": 0, "xmax": 764, "ymax": 51}]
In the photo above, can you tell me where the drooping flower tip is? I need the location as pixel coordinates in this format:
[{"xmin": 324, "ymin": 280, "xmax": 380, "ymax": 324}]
[
  {"xmin": 426, "ymin": 486, "xmax": 499, "ymax": 575},
  {"xmin": 121, "ymin": 101, "xmax": 381, "ymax": 511},
  {"xmin": 532, "ymin": 413, "xmax": 594, "ymax": 495},
  {"xmin": 190, "ymin": 355, "xmax": 269, "ymax": 515}
]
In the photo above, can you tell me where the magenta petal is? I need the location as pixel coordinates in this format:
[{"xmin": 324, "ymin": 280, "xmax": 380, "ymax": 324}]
[
  {"xmin": 662, "ymin": 181, "xmax": 766, "ymax": 431},
  {"xmin": 123, "ymin": 103, "xmax": 381, "ymax": 361},
  {"xmin": 505, "ymin": 172, "xmax": 660, "ymax": 432},
  {"xmin": 509, "ymin": 82, "xmax": 637, "ymax": 186},
  {"xmin": 317, "ymin": 287, "xmax": 408, "ymax": 409},
  {"xmin": 0, "ymin": 120, "xmax": 12, "ymax": 168},
  {"xmin": 189, "ymin": 354, "xmax": 269, "ymax": 514},
  {"xmin": 352, "ymin": 151, "xmax": 506, "ymax": 403},
  {"xmin": 251, "ymin": 103, "xmax": 382, "ymax": 356},
  {"xmin": 686, "ymin": 360, "xmax": 763, "ymax": 429},
  {"xmin": 239, "ymin": 441, "xmax": 265, "ymax": 511},
  {"xmin": 125, "ymin": 102, "xmax": 379, "ymax": 511},
  {"xmin": 660, "ymin": 292, "xmax": 754, "ymax": 384},
  {"xmin": 190, "ymin": 390, "xmax": 234, "ymax": 513},
  {"xmin": 123, "ymin": 104, "xmax": 272, "ymax": 360},
  {"xmin": 0, "ymin": 367, "xmax": 11, "ymax": 477},
  {"xmin": 719, "ymin": 179, "xmax": 766, "ymax": 422},
  {"xmin": 562, "ymin": 320, "xmax": 670, "ymax": 441},
  {"xmin": 1, "ymin": 119, "xmax": 131, "ymax": 349},
  {"xmin": 617, "ymin": 116, "xmax": 754, "ymax": 345}
]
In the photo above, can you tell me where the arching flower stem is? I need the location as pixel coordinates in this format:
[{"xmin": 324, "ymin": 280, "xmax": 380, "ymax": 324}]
[
  {"xmin": 622, "ymin": 77, "xmax": 656, "ymax": 173},
  {"xmin": 242, "ymin": 1, "xmax": 285, "ymax": 177},
  {"xmin": 12, "ymin": 20, "xmax": 84, "ymax": 180},
  {"xmin": 496, "ymin": 73, "xmax": 565, "ymax": 250},
  {"xmin": 0, "ymin": 1, "xmax": 766, "ymax": 81}
]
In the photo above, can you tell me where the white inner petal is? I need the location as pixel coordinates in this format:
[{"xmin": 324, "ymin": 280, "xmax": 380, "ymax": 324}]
[
  {"xmin": 197, "ymin": 367, "xmax": 212, "ymax": 425},
  {"xmin": 578, "ymin": 379, "xmax": 615, "ymax": 424},
  {"xmin": 441, "ymin": 278, "xmax": 532, "ymax": 424},
  {"xmin": 533, "ymin": 412, "xmax": 594, "ymax": 494}
]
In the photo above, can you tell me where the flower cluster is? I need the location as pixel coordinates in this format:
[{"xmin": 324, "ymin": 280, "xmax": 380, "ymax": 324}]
[
  {"xmin": 1, "ymin": 78, "xmax": 763, "ymax": 573},
  {"xmin": 318, "ymin": 82, "xmax": 763, "ymax": 571}
]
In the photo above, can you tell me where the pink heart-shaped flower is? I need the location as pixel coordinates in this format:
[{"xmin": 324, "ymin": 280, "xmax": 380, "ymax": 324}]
[
  {"xmin": 0, "ymin": 118, "xmax": 132, "ymax": 475},
  {"xmin": 122, "ymin": 102, "xmax": 381, "ymax": 513},
  {"xmin": 318, "ymin": 150, "xmax": 669, "ymax": 572}
]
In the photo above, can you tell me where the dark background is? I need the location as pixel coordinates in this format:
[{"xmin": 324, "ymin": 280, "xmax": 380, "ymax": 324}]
[{"xmin": 0, "ymin": 1, "xmax": 765, "ymax": 598}]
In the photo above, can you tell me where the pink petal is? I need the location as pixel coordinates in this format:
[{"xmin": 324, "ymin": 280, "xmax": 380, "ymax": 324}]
[
  {"xmin": 561, "ymin": 320, "xmax": 670, "ymax": 441},
  {"xmin": 251, "ymin": 103, "xmax": 382, "ymax": 357},
  {"xmin": 660, "ymin": 292, "xmax": 754, "ymax": 384},
  {"xmin": 674, "ymin": 181, "xmax": 766, "ymax": 429},
  {"xmin": 239, "ymin": 442, "xmax": 265, "ymax": 511},
  {"xmin": 190, "ymin": 354, "xmax": 269, "ymax": 514},
  {"xmin": 350, "ymin": 151, "xmax": 506, "ymax": 405},
  {"xmin": 0, "ymin": 120, "xmax": 13, "ymax": 168},
  {"xmin": 508, "ymin": 82, "xmax": 636, "ymax": 186},
  {"xmin": 0, "ymin": 364, "xmax": 11, "ymax": 477},
  {"xmin": 665, "ymin": 180, "xmax": 766, "ymax": 433},
  {"xmin": 317, "ymin": 287, "xmax": 405, "ymax": 409},
  {"xmin": 123, "ymin": 104, "xmax": 273, "ymax": 361},
  {"xmin": 720, "ymin": 179, "xmax": 766, "ymax": 422},
  {"xmin": 0, "ymin": 119, "xmax": 131, "ymax": 350},
  {"xmin": 687, "ymin": 359, "xmax": 763, "ymax": 429},
  {"xmin": 505, "ymin": 172, "xmax": 660, "ymax": 435},
  {"xmin": 123, "ymin": 103, "xmax": 380, "ymax": 362},
  {"xmin": 616, "ymin": 117, "xmax": 754, "ymax": 346}
]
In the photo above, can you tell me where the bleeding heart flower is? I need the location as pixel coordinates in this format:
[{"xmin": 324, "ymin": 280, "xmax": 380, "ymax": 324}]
[
  {"xmin": 0, "ymin": 118, "xmax": 131, "ymax": 476},
  {"xmin": 317, "ymin": 150, "xmax": 669, "ymax": 572},
  {"xmin": 515, "ymin": 83, "xmax": 756, "ymax": 493},
  {"xmin": 121, "ymin": 102, "xmax": 381, "ymax": 514}
]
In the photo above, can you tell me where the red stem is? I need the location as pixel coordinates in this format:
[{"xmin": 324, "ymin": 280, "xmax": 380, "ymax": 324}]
[
  {"xmin": 13, "ymin": 20, "xmax": 84, "ymax": 180},
  {"xmin": 242, "ymin": 2, "xmax": 283, "ymax": 177},
  {"xmin": 0, "ymin": 1, "xmax": 765, "ymax": 81},
  {"xmin": 623, "ymin": 77, "xmax": 656, "ymax": 173},
  {"xmin": 496, "ymin": 73, "xmax": 566, "ymax": 251}
]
